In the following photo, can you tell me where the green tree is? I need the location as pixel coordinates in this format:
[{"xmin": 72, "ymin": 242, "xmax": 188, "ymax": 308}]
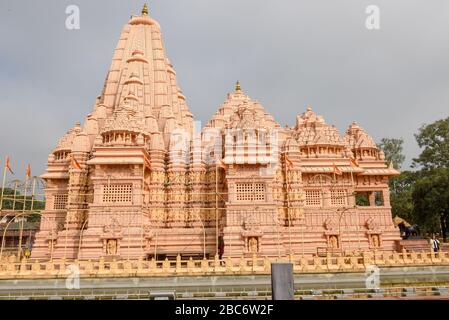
[
  {"xmin": 378, "ymin": 137, "xmax": 413, "ymax": 222},
  {"xmin": 389, "ymin": 171, "xmax": 416, "ymax": 223},
  {"xmin": 413, "ymin": 117, "xmax": 449, "ymax": 169},
  {"xmin": 378, "ymin": 138, "xmax": 405, "ymax": 169},
  {"xmin": 0, "ymin": 187, "xmax": 45, "ymax": 212},
  {"xmin": 409, "ymin": 117, "xmax": 449, "ymax": 241},
  {"xmin": 412, "ymin": 168, "xmax": 449, "ymax": 241},
  {"xmin": 0, "ymin": 188, "xmax": 15, "ymax": 209}
]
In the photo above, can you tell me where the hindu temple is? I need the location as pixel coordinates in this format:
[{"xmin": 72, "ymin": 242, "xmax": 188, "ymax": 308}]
[{"xmin": 31, "ymin": 4, "xmax": 401, "ymax": 261}]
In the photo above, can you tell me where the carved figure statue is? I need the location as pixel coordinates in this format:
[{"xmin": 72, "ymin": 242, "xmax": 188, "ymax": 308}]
[
  {"xmin": 248, "ymin": 237, "xmax": 258, "ymax": 253},
  {"xmin": 372, "ymin": 234, "xmax": 380, "ymax": 247},
  {"xmin": 106, "ymin": 239, "xmax": 118, "ymax": 255},
  {"xmin": 329, "ymin": 235, "xmax": 339, "ymax": 249}
]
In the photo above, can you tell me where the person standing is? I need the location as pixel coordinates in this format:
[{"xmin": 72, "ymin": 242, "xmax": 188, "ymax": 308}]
[
  {"xmin": 430, "ymin": 234, "xmax": 440, "ymax": 252},
  {"xmin": 218, "ymin": 236, "xmax": 224, "ymax": 260}
]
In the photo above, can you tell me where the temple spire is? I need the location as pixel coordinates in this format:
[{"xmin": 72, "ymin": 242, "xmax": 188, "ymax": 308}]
[
  {"xmin": 142, "ymin": 3, "xmax": 149, "ymax": 16},
  {"xmin": 388, "ymin": 160, "xmax": 395, "ymax": 169},
  {"xmin": 235, "ymin": 80, "xmax": 241, "ymax": 92}
]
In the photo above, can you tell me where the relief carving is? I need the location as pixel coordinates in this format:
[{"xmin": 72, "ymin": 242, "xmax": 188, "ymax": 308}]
[
  {"xmin": 106, "ymin": 239, "xmax": 118, "ymax": 255},
  {"xmin": 324, "ymin": 217, "xmax": 337, "ymax": 231},
  {"xmin": 248, "ymin": 237, "xmax": 259, "ymax": 253}
]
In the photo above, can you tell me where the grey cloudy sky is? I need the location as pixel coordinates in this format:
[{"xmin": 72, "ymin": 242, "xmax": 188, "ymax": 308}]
[{"xmin": 0, "ymin": 0, "xmax": 448, "ymax": 180}]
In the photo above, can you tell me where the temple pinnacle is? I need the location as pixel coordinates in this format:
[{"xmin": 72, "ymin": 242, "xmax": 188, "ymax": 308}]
[
  {"xmin": 142, "ymin": 3, "xmax": 149, "ymax": 16},
  {"xmin": 235, "ymin": 80, "xmax": 241, "ymax": 92}
]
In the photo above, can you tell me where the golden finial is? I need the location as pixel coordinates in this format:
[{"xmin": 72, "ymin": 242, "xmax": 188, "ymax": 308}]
[
  {"xmin": 142, "ymin": 3, "xmax": 149, "ymax": 16},
  {"xmin": 235, "ymin": 80, "xmax": 241, "ymax": 92}
]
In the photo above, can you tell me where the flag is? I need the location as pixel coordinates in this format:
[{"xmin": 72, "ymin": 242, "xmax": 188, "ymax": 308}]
[
  {"xmin": 332, "ymin": 163, "xmax": 343, "ymax": 176},
  {"xmin": 5, "ymin": 156, "xmax": 14, "ymax": 174},
  {"xmin": 216, "ymin": 159, "xmax": 226, "ymax": 169},
  {"xmin": 70, "ymin": 156, "xmax": 82, "ymax": 170},
  {"xmin": 25, "ymin": 164, "xmax": 31, "ymax": 178},
  {"xmin": 285, "ymin": 155, "xmax": 294, "ymax": 168},
  {"xmin": 349, "ymin": 156, "xmax": 359, "ymax": 168}
]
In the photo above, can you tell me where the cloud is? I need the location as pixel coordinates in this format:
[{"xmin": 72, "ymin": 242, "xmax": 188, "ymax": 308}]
[{"xmin": 0, "ymin": 0, "xmax": 448, "ymax": 178}]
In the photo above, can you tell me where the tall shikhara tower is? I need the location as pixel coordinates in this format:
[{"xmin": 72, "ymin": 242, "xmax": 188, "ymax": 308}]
[
  {"xmin": 33, "ymin": 5, "xmax": 194, "ymax": 259},
  {"xmin": 33, "ymin": 5, "xmax": 401, "ymax": 261}
]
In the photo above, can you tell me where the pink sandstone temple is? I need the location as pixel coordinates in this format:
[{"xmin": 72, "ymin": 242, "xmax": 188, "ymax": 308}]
[{"xmin": 32, "ymin": 5, "xmax": 401, "ymax": 260}]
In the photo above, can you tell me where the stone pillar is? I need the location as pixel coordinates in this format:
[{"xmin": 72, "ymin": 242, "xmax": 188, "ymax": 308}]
[
  {"xmin": 323, "ymin": 189, "xmax": 331, "ymax": 207},
  {"xmin": 348, "ymin": 187, "xmax": 356, "ymax": 207},
  {"xmin": 65, "ymin": 151, "xmax": 89, "ymax": 230},
  {"xmin": 188, "ymin": 139, "xmax": 207, "ymax": 228},
  {"xmin": 382, "ymin": 188, "xmax": 391, "ymax": 207},
  {"xmin": 167, "ymin": 138, "xmax": 187, "ymax": 227},
  {"xmin": 368, "ymin": 192, "xmax": 375, "ymax": 207},
  {"xmin": 149, "ymin": 148, "xmax": 166, "ymax": 228}
]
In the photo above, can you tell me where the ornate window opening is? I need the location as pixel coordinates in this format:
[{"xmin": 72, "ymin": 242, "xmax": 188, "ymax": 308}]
[
  {"xmin": 355, "ymin": 192, "xmax": 369, "ymax": 206},
  {"xmin": 236, "ymin": 182, "xmax": 266, "ymax": 201},
  {"xmin": 305, "ymin": 190, "xmax": 322, "ymax": 207},
  {"xmin": 374, "ymin": 191, "xmax": 384, "ymax": 206},
  {"xmin": 102, "ymin": 184, "xmax": 133, "ymax": 203},
  {"xmin": 370, "ymin": 234, "xmax": 381, "ymax": 248},
  {"xmin": 54, "ymin": 151, "xmax": 69, "ymax": 161},
  {"xmin": 355, "ymin": 191, "xmax": 384, "ymax": 206},
  {"xmin": 330, "ymin": 189, "xmax": 347, "ymax": 206},
  {"xmin": 247, "ymin": 236, "xmax": 259, "ymax": 253},
  {"xmin": 327, "ymin": 234, "xmax": 340, "ymax": 249},
  {"xmin": 102, "ymin": 132, "xmax": 137, "ymax": 145},
  {"xmin": 53, "ymin": 194, "xmax": 68, "ymax": 210},
  {"xmin": 106, "ymin": 239, "xmax": 118, "ymax": 255}
]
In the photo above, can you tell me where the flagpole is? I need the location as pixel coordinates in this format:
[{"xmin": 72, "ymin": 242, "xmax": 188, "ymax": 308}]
[
  {"xmin": 215, "ymin": 162, "xmax": 219, "ymax": 258},
  {"xmin": 28, "ymin": 176, "xmax": 37, "ymax": 255},
  {"xmin": 12, "ymin": 181, "xmax": 18, "ymax": 210},
  {"xmin": 284, "ymin": 153, "xmax": 292, "ymax": 256},
  {"xmin": 30, "ymin": 176, "xmax": 36, "ymax": 212},
  {"xmin": 351, "ymin": 166, "xmax": 361, "ymax": 253},
  {"xmin": 0, "ymin": 164, "xmax": 7, "ymax": 211},
  {"xmin": 18, "ymin": 175, "xmax": 29, "ymax": 259},
  {"xmin": 349, "ymin": 158, "xmax": 361, "ymax": 253},
  {"xmin": 333, "ymin": 168, "xmax": 337, "ymax": 254}
]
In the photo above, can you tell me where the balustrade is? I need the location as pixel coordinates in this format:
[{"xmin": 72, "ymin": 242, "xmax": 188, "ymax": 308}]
[{"xmin": 0, "ymin": 250, "xmax": 448, "ymax": 279}]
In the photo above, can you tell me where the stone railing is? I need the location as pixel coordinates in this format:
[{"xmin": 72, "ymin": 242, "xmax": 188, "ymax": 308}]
[{"xmin": 0, "ymin": 250, "xmax": 449, "ymax": 280}]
